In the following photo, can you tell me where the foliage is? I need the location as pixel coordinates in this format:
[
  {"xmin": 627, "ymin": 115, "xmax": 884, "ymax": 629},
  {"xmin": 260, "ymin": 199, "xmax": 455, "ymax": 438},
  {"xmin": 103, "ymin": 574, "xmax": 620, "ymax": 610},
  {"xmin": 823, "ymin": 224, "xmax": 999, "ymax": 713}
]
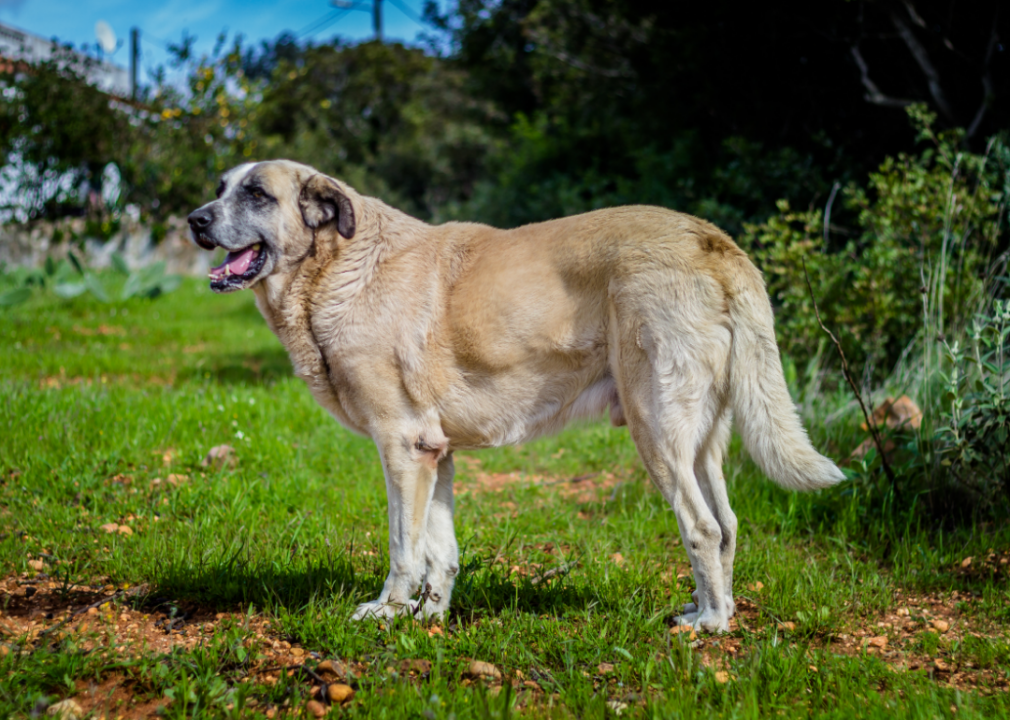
[
  {"xmin": 936, "ymin": 300, "xmax": 1010, "ymax": 508},
  {"xmin": 118, "ymin": 33, "xmax": 260, "ymax": 220},
  {"xmin": 0, "ymin": 48, "xmax": 127, "ymax": 220},
  {"xmin": 741, "ymin": 107, "xmax": 1008, "ymax": 376},
  {"xmin": 250, "ymin": 40, "xmax": 498, "ymax": 219},
  {"xmin": 0, "ymin": 252, "xmax": 181, "ymax": 307}
]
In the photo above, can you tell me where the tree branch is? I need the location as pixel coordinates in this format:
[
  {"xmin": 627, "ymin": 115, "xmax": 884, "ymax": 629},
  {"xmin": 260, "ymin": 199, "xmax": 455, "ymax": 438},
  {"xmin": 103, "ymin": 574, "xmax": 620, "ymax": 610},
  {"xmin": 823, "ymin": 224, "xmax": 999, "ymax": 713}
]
[
  {"xmin": 890, "ymin": 9, "xmax": 956, "ymax": 123},
  {"xmin": 967, "ymin": 10, "xmax": 1000, "ymax": 139},
  {"xmin": 801, "ymin": 259, "xmax": 898, "ymax": 488},
  {"xmin": 850, "ymin": 45, "xmax": 915, "ymax": 108}
]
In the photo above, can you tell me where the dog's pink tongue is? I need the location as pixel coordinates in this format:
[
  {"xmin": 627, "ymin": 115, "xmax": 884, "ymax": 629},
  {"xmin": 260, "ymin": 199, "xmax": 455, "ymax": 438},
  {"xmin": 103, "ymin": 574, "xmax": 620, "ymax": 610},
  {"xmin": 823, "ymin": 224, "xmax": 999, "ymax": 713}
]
[{"xmin": 210, "ymin": 246, "xmax": 257, "ymax": 279}]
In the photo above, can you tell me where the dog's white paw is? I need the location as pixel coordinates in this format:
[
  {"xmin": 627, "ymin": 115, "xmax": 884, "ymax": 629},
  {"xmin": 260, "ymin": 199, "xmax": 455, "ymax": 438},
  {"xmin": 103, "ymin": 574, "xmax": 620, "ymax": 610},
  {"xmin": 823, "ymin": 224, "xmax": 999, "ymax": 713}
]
[
  {"xmin": 676, "ymin": 610, "xmax": 729, "ymax": 634},
  {"xmin": 351, "ymin": 599, "xmax": 414, "ymax": 621},
  {"xmin": 674, "ymin": 610, "xmax": 700, "ymax": 627}
]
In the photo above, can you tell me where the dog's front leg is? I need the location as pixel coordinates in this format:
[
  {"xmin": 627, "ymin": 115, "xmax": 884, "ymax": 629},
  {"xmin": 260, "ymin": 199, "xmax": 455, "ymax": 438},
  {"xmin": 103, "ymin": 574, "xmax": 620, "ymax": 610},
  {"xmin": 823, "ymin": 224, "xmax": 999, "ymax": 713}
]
[
  {"xmin": 351, "ymin": 430, "xmax": 447, "ymax": 621},
  {"xmin": 419, "ymin": 452, "xmax": 459, "ymax": 617}
]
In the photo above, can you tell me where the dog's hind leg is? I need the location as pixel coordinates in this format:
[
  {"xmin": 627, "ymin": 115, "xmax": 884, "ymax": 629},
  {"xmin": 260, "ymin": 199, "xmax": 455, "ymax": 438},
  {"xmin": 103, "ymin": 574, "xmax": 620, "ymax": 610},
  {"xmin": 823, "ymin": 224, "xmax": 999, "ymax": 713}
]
[
  {"xmin": 614, "ymin": 350, "xmax": 730, "ymax": 632},
  {"xmin": 682, "ymin": 410, "xmax": 736, "ymax": 620}
]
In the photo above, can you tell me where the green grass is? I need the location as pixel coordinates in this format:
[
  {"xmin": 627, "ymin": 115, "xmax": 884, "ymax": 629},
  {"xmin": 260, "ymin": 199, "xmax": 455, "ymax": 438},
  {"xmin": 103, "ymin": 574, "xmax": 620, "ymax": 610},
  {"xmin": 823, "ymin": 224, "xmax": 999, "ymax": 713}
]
[{"xmin": 2, "ymin": 276, "xmax": 1009, "ymax": 718}]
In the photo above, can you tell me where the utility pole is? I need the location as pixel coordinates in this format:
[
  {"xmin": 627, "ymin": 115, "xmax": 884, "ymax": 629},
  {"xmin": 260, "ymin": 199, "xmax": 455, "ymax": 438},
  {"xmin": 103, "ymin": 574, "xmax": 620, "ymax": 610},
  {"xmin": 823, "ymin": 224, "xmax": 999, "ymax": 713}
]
[
  {"xmin": 130, "ymin": 27, "xmax": 139, "ymax": 99},
  {"xmin": 331, "ymin": 1, "xmax": 383, "ymax": 42}
]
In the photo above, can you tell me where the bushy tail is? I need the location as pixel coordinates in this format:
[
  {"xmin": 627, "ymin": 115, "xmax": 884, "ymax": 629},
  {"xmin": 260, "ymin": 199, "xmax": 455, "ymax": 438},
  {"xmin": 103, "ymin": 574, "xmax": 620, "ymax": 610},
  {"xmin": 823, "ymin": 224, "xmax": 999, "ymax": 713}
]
[{"xmin": 728, "ymin": 262, "xmax": 845, "ymax": 491}]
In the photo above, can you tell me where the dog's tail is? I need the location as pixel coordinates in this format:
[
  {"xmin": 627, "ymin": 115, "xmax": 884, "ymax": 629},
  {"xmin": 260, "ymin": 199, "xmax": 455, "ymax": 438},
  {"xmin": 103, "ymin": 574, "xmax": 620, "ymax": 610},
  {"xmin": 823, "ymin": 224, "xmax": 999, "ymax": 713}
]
[{"xmin": 726, "ymin": 257, "xmax": 845, "ymax": 492}]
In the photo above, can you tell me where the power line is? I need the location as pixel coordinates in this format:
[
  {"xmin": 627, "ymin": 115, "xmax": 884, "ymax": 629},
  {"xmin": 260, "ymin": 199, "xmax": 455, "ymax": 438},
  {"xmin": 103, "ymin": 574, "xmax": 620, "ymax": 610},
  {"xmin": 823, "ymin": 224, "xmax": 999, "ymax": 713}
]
[
  {"xmin": 297, "ymin": 9, "xmax": 350, "ymax": 39},
  {"xmin": 386, "ymin": 0, "xmax": 427, "ymax": 26}
]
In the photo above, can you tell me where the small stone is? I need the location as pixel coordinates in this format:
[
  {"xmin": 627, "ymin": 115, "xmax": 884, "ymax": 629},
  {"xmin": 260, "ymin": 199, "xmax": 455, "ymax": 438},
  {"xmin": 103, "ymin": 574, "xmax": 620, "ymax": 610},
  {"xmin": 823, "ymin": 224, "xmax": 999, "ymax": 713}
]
[
  {"xmin": 777, "ymin": 621, "xmax": 796, "ymax": 632},
  {"xmin": 99, "ymin": 523, "xmax": 119, "ymax": 534},
  {"xmin": 714, "ymin": 670, "xmax": 730, "ymax": 683},
  {"xmin": 327, "ymin": 684, "xmax": 355, "ymax": 704},
  {"xmin": 306, "ymin": 699, "xmax": 327, "ymax": 717},
  {"xmin": 399, "ymin": 658, "xmax": 432, "ymax": 674},
  {"xmin": 202, "ymin": 445, "xmax": 237, "ymax": 470},
  {"xmin": 87, "ymin": 607, "xmax": 99, "ymax": 616},
  {"xmin": 46, "ymin": 699, "xmax": 83, "ymax": 720},
  {"xmin": 291, "ymin": 647, "xmax": 305, "ymax": 657},
  {"xmin": 896, "ymin": 607, "xmax": 910, "ymax": 617},
  {"xmin": 670, "ymin": 624, "xmax": 698, "ymax": 641},
  {"xmin": 597, "ymin": 662, "xmax": 615, "ymax": 674},
  {"xmin": 934, "ymin": 658, "xmax": 950, "ymax": 672},
  {"xmin": 116, "ymin": 525, "xmax": 133, "ymax": 536},
  {"xmin": 466, "ymin": 660, "xmax": 502, "ymax": 680},
  {"xmin": 265, "ymin": 709, "xmax": 276, "ymax": 719},
  {"xmin": 932, "ymin": 620, "xmax": 950, "ymax": 633},
  {"xmin": 868, "ymin": 636, "xmax": 888, "ymax": 649},
  {"xmin": 316, "ymin": 659, "xmax": 347, "ymax": 678},
  {"xmin": 961, "ymin": 557, "xmax": 972, "ymax": 568},
  {"xmin": 28, "ymin": 559, "xmax": 45, "ymax": 571}
]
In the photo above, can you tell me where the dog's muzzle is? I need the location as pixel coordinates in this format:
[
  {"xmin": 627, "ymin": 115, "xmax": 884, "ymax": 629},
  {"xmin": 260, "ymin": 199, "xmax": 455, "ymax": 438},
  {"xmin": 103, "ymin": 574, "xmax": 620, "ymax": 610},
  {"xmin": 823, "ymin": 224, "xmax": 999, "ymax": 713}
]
[{"xmin": 188, "ymin": 208, "xmax": 217, "ymax": 250}]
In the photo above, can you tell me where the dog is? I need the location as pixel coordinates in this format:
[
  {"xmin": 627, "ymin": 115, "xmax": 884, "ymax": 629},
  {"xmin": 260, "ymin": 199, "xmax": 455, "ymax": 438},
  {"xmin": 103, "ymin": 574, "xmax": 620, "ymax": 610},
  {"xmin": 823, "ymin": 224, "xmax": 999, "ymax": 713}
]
[{"xmin": 187, "ymin": 159, "xmax": 844, "ymax": 633}]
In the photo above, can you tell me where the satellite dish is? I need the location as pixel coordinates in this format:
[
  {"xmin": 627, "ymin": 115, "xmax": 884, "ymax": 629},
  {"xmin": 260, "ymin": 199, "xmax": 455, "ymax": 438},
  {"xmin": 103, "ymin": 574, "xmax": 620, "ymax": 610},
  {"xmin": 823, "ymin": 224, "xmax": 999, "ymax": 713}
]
[{"xmin": 95, "ymin": 20, "xmax": 117, "ymax": 55}]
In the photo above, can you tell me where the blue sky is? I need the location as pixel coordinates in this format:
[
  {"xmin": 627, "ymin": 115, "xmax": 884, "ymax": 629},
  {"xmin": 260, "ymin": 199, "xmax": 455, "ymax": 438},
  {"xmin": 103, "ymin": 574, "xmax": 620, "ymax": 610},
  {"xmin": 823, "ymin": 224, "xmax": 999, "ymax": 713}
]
[{"xmin": 0, "ymin": 0, "xmax": 440, "ymax": 84}]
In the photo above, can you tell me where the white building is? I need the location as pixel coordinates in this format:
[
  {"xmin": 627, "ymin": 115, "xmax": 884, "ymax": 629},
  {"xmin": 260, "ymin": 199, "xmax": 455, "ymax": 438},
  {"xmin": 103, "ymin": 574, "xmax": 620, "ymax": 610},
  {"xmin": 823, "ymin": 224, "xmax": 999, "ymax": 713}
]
[{"xmin": 0, "ymin": 20, "xmax": 130, "ymax": 96}]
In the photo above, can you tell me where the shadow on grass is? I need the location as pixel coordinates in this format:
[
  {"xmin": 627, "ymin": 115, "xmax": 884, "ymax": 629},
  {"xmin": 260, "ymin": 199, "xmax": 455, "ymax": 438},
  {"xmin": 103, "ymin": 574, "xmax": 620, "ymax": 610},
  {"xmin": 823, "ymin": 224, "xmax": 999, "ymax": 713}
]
[
  {"xmin": 176, "ymin": 347, "xmax": 293, "ymax": 386},
  {"xmin": 151, "ymin": 551, "xmax": 368, "ymax": 611},
  {"xmin": 149, "ymin": 550, "xmax": 600, "ymax": 620}
]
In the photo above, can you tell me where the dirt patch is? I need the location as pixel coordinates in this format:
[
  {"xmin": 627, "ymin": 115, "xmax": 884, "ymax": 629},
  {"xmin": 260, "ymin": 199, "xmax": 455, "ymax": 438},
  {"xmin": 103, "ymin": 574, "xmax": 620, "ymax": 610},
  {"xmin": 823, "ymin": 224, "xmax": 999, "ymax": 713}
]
[{"xmin": 455, "ymin": 455, "xmax": 625, "ymax": 507}]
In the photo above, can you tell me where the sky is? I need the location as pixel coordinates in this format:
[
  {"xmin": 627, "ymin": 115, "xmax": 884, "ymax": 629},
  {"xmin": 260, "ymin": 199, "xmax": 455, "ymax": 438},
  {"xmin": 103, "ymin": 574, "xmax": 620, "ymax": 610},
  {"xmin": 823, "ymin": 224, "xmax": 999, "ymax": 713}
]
[{"xmin": 0, "ymin": 0, "xmax": 440, "ymax": 84}]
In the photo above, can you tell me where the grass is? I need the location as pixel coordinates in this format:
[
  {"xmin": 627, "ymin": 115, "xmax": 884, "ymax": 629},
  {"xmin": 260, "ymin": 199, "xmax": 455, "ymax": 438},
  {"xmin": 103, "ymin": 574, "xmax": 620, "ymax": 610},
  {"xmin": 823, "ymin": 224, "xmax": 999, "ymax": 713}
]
[{"xmin": 1, "ymin": 276, "xmax": 1009, "ymax": 718}]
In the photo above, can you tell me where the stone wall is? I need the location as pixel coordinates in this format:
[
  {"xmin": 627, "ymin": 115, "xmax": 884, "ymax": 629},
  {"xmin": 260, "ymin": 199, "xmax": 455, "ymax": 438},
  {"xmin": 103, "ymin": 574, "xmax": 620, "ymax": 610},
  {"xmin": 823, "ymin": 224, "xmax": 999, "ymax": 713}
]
[{"xmin": 0, "ymin": 216, "xmax": 212, "ymax": 276}]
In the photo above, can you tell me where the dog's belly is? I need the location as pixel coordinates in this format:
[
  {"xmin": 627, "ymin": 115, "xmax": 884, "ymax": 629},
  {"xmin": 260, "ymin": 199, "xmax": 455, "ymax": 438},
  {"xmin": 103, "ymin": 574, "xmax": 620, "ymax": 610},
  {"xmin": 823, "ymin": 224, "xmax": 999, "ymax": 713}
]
[{"xmin": 438, "ymin": 372, "xmax": 619, "ymax": 449}]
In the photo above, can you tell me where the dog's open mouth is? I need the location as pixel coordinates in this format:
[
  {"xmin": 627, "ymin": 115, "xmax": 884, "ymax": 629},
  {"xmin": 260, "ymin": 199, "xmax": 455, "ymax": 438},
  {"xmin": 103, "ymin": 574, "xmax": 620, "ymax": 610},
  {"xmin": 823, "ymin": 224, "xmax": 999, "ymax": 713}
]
[{"xmin": 208, "ymin": 243, "xmax": 267, "ymax": 291}]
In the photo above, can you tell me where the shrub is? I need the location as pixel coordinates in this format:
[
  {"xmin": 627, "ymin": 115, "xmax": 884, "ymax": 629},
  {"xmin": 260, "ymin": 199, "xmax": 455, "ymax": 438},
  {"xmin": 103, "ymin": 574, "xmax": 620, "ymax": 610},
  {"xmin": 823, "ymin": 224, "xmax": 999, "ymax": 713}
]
[
  {"xmin": 935, "ymin": 300, "xmax": 1010, "ymax": 509},
  {"xmin": 741, "ymin": 107, "xmax": 1008, "ymax": 377}
]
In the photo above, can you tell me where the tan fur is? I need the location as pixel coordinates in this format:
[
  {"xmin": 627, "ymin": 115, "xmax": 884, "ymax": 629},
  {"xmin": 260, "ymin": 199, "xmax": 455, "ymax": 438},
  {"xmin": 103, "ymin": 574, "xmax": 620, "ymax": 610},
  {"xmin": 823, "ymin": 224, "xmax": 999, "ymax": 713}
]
[{"xmin": 188, "ymin": 160, "xmax": 844, "ymax": 630}]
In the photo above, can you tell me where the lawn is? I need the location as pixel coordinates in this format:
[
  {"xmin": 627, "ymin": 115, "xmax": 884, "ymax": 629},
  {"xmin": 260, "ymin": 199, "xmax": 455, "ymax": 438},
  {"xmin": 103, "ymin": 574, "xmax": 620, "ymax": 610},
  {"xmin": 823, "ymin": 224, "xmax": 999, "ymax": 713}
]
[{"xmin": 1, "ymin": 277, "xmax": 1009, "ymax": 719}]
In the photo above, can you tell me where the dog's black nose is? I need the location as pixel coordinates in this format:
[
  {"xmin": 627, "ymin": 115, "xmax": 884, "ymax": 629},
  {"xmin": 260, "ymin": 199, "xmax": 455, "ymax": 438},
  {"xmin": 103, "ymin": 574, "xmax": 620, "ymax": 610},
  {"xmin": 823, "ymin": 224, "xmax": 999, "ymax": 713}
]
[{"xmin": 188, "ymin": 208, "xmax": 214, "ymax": 231}]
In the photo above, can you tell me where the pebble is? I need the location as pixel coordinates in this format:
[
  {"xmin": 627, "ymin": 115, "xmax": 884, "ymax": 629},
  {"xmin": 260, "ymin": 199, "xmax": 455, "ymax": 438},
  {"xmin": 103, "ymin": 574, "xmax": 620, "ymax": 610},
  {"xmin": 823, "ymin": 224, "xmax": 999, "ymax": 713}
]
[
  {"xmin": 327, "ymin": 683, "xmax": 355, "ymax": 704},
  {"xmin": 306, "ymin": 699, "xmax": 328, "ymax": 717},
  {"xmin": 868, "ymin": 636, "xmax": 888, "ymax": 649},
  {"xmin": 466, "ymin": 660, "xmax": 501, "ymax": 679},
  {"xmin": 46, "ymin": 699, "xmax": 83, "ymax": 720},
  {"xmin": 291, "ymin": 647, "xmax": 305, "ymax": 657},
  {"xmin": 932, "ymin": 619, "xmax": 950, "ymax": 633}
]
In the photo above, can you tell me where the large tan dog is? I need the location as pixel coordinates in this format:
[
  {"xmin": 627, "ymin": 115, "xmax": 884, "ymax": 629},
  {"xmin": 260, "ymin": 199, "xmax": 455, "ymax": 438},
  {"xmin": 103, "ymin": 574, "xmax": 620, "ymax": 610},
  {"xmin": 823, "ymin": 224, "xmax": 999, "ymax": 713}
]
[{"xmin": 188, "ymin": 159, "xmax": 843, "ymax": 632}]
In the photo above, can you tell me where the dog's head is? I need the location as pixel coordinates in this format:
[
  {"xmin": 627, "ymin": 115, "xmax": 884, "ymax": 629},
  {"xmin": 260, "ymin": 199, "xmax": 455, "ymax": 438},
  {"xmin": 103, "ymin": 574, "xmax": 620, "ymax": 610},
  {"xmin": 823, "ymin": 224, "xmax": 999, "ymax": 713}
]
[{"xmin": 187, "ymin": 160, "xmax": 357, "ymax": 293}]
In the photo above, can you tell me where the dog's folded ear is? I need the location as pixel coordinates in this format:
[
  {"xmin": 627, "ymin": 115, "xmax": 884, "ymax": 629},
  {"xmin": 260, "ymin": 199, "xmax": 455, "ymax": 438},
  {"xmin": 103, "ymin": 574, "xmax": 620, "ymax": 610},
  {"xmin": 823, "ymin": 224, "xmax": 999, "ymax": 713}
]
[{"xmin": 299, "ymin": 174, "xmax": 356, "ymax": 239}]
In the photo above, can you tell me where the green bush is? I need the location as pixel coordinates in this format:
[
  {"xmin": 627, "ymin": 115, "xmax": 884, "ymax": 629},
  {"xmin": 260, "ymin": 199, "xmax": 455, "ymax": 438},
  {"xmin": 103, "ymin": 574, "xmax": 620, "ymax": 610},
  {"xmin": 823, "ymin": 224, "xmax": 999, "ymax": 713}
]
[
  {"xmin": 935, "ymin": 300, "xmax": 1010, "ymax": 508},
  {"xmin": 741, "ymin": 107, "xmax": 1007, "ymax": 377}
]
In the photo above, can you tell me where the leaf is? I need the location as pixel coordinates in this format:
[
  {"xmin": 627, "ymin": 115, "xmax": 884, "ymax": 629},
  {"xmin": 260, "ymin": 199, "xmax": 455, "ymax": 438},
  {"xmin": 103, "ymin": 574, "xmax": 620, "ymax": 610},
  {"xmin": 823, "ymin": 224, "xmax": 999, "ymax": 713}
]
[
  {"xmin": 53, "ymin": 282, "xmax": 87, "ymax": 299},
  {"xmin": 0, "ymin": 287, "xmax": 30, "ymax": 306},
  {"xmin": 120, "ymin": 273, "xmax": 142, "ymax": 301},
  {"xmin": 67, "ymin": 251, "xmax": 85, "ymax": 276},
  {"xmin": 84, "ymin": 273, "xmax": 110, "ymax": 302},
  {"xmin": 44, "ymin": 256, "xmax": 56, "ymax": 277},
  {"xmin": 159, "ymin": 274, "xmax": 182, "ymax": 294},
  {"xmin": 111, "ymin": 252, "xmax": 130, "ymax": 276}
]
